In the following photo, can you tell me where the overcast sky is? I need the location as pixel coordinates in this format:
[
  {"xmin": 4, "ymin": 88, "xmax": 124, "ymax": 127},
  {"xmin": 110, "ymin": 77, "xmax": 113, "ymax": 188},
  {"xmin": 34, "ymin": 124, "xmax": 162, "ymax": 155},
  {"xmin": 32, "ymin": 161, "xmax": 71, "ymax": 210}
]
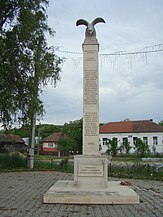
[{"xmin": 40, "ymin": 0, "xmax": 163, "ymax": 125}]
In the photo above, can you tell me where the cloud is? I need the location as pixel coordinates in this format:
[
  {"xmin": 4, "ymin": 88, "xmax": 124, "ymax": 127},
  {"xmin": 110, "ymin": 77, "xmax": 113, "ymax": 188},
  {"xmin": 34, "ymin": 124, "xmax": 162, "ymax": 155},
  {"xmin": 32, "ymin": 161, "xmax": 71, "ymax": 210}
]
[{"xmin": 40, "ymin": 0, "xmax": 163, "ymax": 125}]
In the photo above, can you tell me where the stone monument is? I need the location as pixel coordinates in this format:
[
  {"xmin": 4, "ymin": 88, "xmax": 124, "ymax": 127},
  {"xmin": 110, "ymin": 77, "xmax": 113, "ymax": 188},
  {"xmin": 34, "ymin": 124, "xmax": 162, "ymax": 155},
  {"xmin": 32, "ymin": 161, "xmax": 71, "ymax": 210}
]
[
  {"xmin": 74, "ymin": 18, "xmax": 108, "ymax": 188},
  {"xmin": 43, "ymin": 18, "xmax": 139, "ymax": 204}
]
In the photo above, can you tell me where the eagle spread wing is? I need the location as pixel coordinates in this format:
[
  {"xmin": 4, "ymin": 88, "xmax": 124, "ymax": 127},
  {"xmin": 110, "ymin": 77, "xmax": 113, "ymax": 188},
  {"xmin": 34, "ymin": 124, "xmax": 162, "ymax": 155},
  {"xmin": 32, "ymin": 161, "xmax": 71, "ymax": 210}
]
[
  {"xmin": 92, "ymin": 17, "xmax": 105, "ymax": 26},
  {"xmin": 76, "ymin": 19, "xmax": 88, "ymax": 26}
]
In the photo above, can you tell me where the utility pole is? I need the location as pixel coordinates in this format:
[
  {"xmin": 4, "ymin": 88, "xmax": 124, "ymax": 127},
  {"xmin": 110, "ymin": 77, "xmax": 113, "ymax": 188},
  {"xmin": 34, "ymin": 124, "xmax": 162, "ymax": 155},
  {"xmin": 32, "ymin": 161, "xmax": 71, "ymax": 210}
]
[
  {"xmin": 27, "ymin": 113, "xmax": 36, "ymax": 169},
  {"xmin": 27, "ymin": 48, "xmax": 40, "ymax": 169},
  {"xmin": 37, "ymin": 122, "xmax": 41, "ymax": 155}
]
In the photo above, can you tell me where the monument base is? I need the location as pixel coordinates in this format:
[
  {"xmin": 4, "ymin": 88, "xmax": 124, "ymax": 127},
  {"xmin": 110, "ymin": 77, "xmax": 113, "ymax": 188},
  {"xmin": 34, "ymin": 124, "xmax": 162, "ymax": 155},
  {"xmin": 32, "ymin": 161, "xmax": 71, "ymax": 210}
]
[
  {"xmin": 43, "ymin": 180, "xmax": 139, "ymax": 204},
  {"xmin": 74, "ymin": 155, "xmax": 108, "ymax": 187}
]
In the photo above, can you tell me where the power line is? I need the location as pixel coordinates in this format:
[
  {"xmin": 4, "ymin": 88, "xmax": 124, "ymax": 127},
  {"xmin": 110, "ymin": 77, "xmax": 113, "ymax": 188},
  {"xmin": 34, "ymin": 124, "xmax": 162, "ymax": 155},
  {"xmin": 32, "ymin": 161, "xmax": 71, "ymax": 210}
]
[
  {"xmin": 101, "ymin": 49, "xmax": 163, "ymax": 56},
  {"xmin": 56, "ymin": 44, "xmax": 163, "ymax": 56},
  {"xmin": 56, "ymin": 50, "xmax": 82, "ymax": 55}
]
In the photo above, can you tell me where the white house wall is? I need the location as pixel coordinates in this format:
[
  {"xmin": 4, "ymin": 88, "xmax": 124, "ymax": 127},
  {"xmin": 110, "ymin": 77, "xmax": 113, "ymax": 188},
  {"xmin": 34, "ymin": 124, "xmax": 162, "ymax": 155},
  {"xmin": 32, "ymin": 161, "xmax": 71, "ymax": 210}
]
[
  {"xmin": 43, "ymin": 142, "xmax": 56, "ymax": 148},
  {"xmin": 99, "ymin": 132, "xmax": 163, "ymax": 154}
]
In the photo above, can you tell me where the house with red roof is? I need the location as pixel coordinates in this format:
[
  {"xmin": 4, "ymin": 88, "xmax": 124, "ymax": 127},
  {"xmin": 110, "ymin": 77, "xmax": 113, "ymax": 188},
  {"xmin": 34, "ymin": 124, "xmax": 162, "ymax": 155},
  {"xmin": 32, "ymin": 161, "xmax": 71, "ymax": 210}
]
[
  {"xmin": 41, "ymin": 132, "xmax": 67, "ymax": 156},
  {"xmin": 99, "ymin": 120, "xmax": 163, "ymax": 154}
]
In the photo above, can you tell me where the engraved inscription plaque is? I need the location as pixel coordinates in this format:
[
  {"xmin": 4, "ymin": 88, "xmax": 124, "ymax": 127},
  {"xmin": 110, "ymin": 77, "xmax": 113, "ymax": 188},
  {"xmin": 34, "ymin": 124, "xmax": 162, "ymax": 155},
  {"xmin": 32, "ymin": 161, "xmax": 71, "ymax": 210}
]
[
  {"xmin": 82, "ymin": 43, "xmax": 99, "ymax": 155},
  {"xmin": 84, "ymin": 70, "xmax": 98, "ymax": 104},
  {"xmin": 84, "ymin": 50, "xmax": 97, "ymax": 70},
  {"xmin": 84, "ymin": 112, "xmax": 98, "ymax": 136},
  {"xmin": 78, "ymin": 165, "xmax": 103, "ymax": 177}
]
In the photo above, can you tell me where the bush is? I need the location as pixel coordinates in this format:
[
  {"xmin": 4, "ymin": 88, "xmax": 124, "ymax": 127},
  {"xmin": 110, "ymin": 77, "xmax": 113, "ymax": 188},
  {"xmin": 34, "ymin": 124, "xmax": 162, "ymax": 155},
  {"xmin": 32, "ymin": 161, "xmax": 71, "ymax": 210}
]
[
  {"xmin": 109, "ymin": 162, "xmax": 163, "ymax": 180},
  {"xmin": 34, "ymin": 159, "xmax": 74, "ymax": 173},
  {"xmin": 34, "ymin": 159, "xmax": 53, "ymax": 170},
  {"xmin": 0, "ymin": 153, "xmax": 27, "ymax": 169}
]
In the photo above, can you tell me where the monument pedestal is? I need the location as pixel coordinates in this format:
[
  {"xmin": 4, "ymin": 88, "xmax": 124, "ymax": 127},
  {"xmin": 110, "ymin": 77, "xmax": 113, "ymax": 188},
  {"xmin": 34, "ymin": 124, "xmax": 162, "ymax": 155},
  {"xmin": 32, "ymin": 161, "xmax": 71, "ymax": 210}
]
[
  {"xmin": 43, "ymin": 180, "xmax": 139, "ymax": 204},
  {"xmin": 74, "ymin": 155, "xmax": 108, "ymax": 187},
  {"xmin": 43, "ymin": 154, "xmax": 139, "ymax": 204}
]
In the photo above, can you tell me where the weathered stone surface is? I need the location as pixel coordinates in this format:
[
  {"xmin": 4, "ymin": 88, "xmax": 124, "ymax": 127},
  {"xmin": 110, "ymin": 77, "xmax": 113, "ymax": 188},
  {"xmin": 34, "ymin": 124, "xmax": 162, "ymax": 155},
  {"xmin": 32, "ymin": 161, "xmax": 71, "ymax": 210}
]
[
  {"xmin": 82, "ymin": 42, "xmax": 99, "ymax": 156},
  {"xmin": 43, "ymin": 180, "xmax": 139, "ymax": 204},
  {"xmin": 74, "ymin": 155, "xmax": 108, "ymax": 188}
]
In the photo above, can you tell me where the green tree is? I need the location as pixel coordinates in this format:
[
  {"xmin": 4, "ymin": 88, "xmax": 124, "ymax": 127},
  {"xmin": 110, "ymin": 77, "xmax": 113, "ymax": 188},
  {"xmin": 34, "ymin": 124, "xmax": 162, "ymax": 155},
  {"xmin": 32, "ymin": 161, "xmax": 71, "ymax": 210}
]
[
  {"xmin": 0, "ymin": 0, "xmax": 63, "ymax": 128},
  {"xmin": 0, "ymin": 0, "xmax": 63, "ymax": 168},
  {"xmin": 1, "ymin": 124, "xmax": 63, "ymax": 139},
  {"xmin": 62, "ymin": 119, "xmax": 83, "ymax": 154},
  {"xmin": 120, "ymin": 138, "xmax": 132, "ymax": 154},
  {"xmin": 38, "ymin": 124, "xmax": 62, "ymax": 139},
  {"xmin": 57, "ymin": 136, "xmax": 75, "ymax": 156},
  {"xmin": 2, "ymin": 125, "xmax": 31, "ymax": 138},
  {"xmin": 134, "ymin": 138, "xmax": 150, "ymax": 157},
  {"xmin": 106, "ymin": 137, "xmax": 119, "ymax": 157},
  {"xmin": 159, "ymin": 120, "xmax": 163, "ymax": 126}
]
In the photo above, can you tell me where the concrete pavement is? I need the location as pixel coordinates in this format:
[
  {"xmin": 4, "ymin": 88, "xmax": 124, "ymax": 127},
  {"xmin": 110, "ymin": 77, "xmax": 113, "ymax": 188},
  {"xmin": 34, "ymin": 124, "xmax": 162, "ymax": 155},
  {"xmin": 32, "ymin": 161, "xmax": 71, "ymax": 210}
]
[{"xmin": 0, "ymin": 171, "xmax": 162, "ymax": 217}]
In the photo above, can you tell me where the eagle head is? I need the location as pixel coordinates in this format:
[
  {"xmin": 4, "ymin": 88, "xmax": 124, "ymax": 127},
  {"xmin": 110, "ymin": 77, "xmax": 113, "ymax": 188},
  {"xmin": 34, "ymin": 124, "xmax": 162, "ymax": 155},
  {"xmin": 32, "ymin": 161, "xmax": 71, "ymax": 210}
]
[{"xmin": 86, "ymin": 23, "xmax": 95, "ymax": 35}]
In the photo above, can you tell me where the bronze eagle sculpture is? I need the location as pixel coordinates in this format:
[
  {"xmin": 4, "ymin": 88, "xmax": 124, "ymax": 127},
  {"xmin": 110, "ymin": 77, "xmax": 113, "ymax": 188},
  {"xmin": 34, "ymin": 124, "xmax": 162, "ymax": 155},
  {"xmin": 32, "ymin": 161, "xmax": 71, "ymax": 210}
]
[{"xmin": 76, "ymin": 18, "xmax": 105, "ymax": 37}]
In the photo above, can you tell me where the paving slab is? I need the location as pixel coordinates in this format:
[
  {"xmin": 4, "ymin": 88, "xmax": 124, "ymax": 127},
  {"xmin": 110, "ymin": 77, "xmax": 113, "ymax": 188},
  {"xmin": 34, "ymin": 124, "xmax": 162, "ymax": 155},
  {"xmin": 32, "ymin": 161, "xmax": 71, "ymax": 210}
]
[{"xmin": 0, "ymin": 171, "xmax": 163, "ymax": 217}]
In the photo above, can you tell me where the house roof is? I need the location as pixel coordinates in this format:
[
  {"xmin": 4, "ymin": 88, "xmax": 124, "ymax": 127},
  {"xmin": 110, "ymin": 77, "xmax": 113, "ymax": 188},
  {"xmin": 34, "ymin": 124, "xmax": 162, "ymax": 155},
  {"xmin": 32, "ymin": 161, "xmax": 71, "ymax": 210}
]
[
  {"xmin": 42, "ymin": 132, "xmax": 67, "ymax": 142},
  {"xmin": 0, "ymin": 134, "xmax": 24, "ymax": 143},
  {"xmin": 100, "ymin": 120, "xmax": 163, "ymax": 134}
]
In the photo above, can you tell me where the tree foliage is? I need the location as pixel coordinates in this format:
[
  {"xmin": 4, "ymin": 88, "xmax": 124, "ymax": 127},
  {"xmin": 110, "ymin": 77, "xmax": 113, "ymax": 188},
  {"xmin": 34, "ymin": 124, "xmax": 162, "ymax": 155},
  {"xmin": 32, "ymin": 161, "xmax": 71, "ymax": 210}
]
[
  {"xmin": 120, "ymin": 138, "xmax": 132, "ymax": 154},
  {"xmin": 57, "ymin": 136, "xmax": 75, "ymax": 156},
  {"xmin": 106, "ymin": 137, "xmax": 119, "ymax": 157},
  {"xmin": 134, "ymin": 138, "xmax": 150, "ymax": 157},
  {"xmin": 62, "ymin": 119, "xmax": 83, "ymax": 154},
  {"xmin": 159, "ymin": 120, "xmax": 163, "ymax": 126},
  {"xmin": 38, "ymin": 124, "xmax": 62, "ymax": 139},
  {"xmin": 1, "ymin": 125, "xmax": 31, "ymax": 138},
  {"xmin": 1, "ymin": 123, "xmax": 62, "ymax": 138},
  {"xmin": 0, "ymin": 0, "xmax": 63, "ymax": 128}
]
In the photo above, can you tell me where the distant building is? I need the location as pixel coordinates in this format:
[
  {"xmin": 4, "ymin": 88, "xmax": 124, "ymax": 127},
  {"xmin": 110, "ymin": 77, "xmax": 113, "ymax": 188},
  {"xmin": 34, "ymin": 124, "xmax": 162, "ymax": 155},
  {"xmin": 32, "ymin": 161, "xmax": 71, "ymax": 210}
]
[
  {"xmin": 22, "ymin": 137, "xmax": 39, "ymax": 146},
  {"xmin": 0, "ymin": 134, "xmax": 26, "ymax": 153},
  {"xmin": 99, "ymin": 120, "xmax": 163, "ymax": 154},
  {"xmin": 41, "ymin": 132, "xmax": 67, "ymax": 156}
]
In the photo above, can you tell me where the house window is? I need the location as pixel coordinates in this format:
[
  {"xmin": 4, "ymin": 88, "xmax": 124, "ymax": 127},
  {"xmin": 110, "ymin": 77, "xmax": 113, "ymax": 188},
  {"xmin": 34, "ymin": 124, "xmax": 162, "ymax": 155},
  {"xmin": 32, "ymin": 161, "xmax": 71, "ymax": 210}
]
[
  {"xmin": 48, "ymin": 143, "xmax": 53, "ymax": 148},
  {"xmin": 113, "ymin": 137, "xmax": 118, "ymax": 144},
  {"xmin": 133, "ymin": 137, "xmax": 137, "ymax": 145},
  {"xmin": 153, "ymin": 137, "xmax": 158, "ymax": 145},
  {"xmin": 143, "ymin": 137, "xmax": 148, "ymax": 144},
  {"xmin": 103, "ymin": 138, "xmax": 108, "ymax": 146}
]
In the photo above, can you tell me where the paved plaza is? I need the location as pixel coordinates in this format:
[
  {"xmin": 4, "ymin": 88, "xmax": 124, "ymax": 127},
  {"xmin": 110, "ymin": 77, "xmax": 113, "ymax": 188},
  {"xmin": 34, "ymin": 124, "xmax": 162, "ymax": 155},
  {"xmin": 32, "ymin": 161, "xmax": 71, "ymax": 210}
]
[{"xmin": 0, "ymin": 171, "xmax": 163, "ymax": 217}]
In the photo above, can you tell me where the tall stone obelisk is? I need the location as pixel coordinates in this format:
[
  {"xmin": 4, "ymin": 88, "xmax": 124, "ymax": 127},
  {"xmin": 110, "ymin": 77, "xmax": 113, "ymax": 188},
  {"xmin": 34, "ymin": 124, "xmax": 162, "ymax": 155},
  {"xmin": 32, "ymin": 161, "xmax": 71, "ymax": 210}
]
[
  {"xmin": 74, "ymin": 18, "xmax": 108, "ymax": 187},
  {"xmin": 82, "ymin": 32, "xmax": 99, "ymax": 156},
  {"xmin": 83, "ymin": 28, "xmax": 100, "ymax": 155}
]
